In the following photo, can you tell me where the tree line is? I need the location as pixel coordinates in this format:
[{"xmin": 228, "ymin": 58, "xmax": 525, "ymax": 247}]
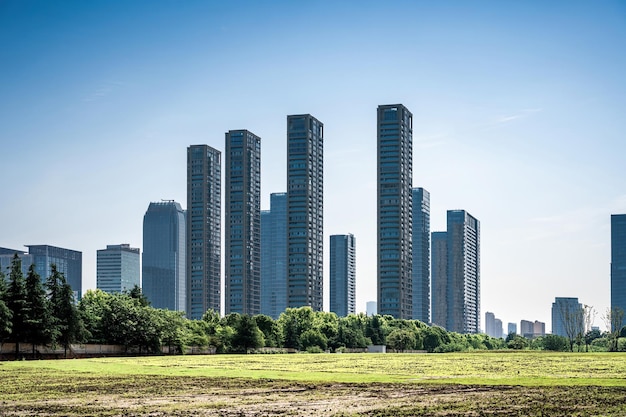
[{"xmin": 2, "ymin": 253, "xmax": 626, "ymax": 357}]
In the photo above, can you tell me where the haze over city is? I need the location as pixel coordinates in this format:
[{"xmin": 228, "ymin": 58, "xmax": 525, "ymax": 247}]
[{"xmin": 1, "ymin": 1, "xmax": 625, "ymax": 331}]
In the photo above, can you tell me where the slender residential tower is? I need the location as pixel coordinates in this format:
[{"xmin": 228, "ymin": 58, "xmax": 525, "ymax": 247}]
[
  {"xmin": 260, "ymin": 192, "xmax": 288, "ymax": 319},
  {"xmin": 225, "ymin": 130, "xmax": 261, "ymax": 315},
  {"xmin": 286, "ymin": 114, "xmax": 324, "ymax": 311},
  {"xmin": 330, "ymin": 234, "xmax": 356, "ymax": 317},
  {"xmin": 431, "ymin": 231, "xmax": 448, "ymax": 328},
  {"xmin": 377, "ymin": 104, "xmax": 413, "ymax": 319},
  {"xmin": 142, "ymin": 201, "xmax": 186, "ymax": 312},
  {"xmin": 611, "ymin": 214, "xmax": 626, "ymax": 319},
  {"xmin": 187, "ymin": 145, "xmax": 221, "ymax": 319},
  {"xmin": 412, "ymin": 187, "xmax": 430, "ymax": 323}
]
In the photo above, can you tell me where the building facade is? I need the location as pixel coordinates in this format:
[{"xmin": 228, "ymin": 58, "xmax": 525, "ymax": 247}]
[
  {"xmin": 142, "ymin": 201, "xmax": 186, "ymax": 312},
  {"xmin": 0, "ymin": 247, "xmax": 33, "ymax": 278},
  {"xmin": 611, "ymin": 214, "xmax": 626, "ymax": 318},
  {"xmin": 330, "ymin": 234, "xmax": 356, "ymax": 317},
  {"xmin": 377, "ymin": 104, "xmax": 413, "ymax": 319},
  {"xmin": 187, "ymin": 145, "xmax": 221, "ymax": 319},
  {"xmin": 26, "ymin": 244, "xmax": 82, "ymax": 300},
  {"xmin": 225, "ymin": 130, "xmax": 261, "ymax": 315},
  {"xmin": 412, "ymin": 187, "xmax": 430, "ymax": 323},
  {"xmin": 551, "ymin": 297, "xmax": 582, "ymax": 337},
  {"xmin": 286, "ymin": 114, "xmax": 324, "ymax": 311},
  {"xmin": 260, "ymin": 192, "xmax": 287, "ymax": 319},
  {"xmin": 430, "ymin": 231, "xmax": 448, "ymax": 328},
  {"xmin": 366, "ymin": 301, "xmax": 377, "ymax": 316},
  {"xmin": 96, "ymin": 244, "xmax": 140, "ymax": 294}
]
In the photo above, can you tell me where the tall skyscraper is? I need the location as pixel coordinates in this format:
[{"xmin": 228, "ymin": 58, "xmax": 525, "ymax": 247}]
[
  {"xmin": 187, "ymin": 145, "xmax": 221, "ymax": 319},
  {"xmin": 142, "ymin": 201, "xmax": 186, "ymax": 312},
  {"xmin": 286, "ymin": 114, "xmax": 324, "ymax": 311},
  {"xmin": 330, "ymin": 234, "xmax": 356, "ymax": 317},
  {"xmin": 225, "ymin": 130, "xmax": 261, "ymax": 315},
  {"xmin": 551, "ymin": 297, "xmax": 582, "ymax": 337},
  {"xmin": 485, "ymin": 311, "xmax": 503, "ymax": 338},
  {"xmin": 260, "ymin": 192, "xmax": 287, "ymax": 319},
  {"xmin": 26, "ymin": 244, "xmax": 82, "ymax": 300},
  {"xmin": 430, "ymin": 211, "xmax": 480, "ymax": 333},
  {"xmin": 431, "ymin": 231, "xmax": 447, "ymax": 328},
  {"xmin": 412, "ymin": 187, "xmax": 430, "ymax": 323},
  {"xmin": 611, "ymin": 214, "xmax": 626, "ymax": 317},
  {"xmin": 96, "ymin": 244, "xmax": 140, "ymax": 294},
  {"xmin": 377, "ymin": 104, "xmax": 413, "ymax": 319}
]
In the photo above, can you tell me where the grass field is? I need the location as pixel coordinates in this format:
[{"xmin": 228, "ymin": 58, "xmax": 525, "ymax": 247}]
[{"xmin": 2, "ymin": 352, "xmax": 626, "ymax": 416}]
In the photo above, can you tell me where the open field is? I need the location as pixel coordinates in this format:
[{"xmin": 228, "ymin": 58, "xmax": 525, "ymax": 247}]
[{"xmin": 2, "ymin": 352, "xmax": 626, "ymax": 416}]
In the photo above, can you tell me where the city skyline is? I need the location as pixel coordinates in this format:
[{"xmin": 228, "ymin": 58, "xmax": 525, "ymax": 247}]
[{"xmin": 1, "ymin": 1, "xmax": 625, "ymax": 330}]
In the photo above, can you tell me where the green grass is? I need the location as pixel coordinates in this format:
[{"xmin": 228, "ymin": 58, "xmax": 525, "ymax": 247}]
[{"xmin": 3, "ymin": 351, "xmax": 626, "ymax": 386}]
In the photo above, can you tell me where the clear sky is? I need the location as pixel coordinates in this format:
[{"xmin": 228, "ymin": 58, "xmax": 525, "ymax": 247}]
[{"xmin": 1, "ymin": 1, "xmax": 625, "ymax": 331}]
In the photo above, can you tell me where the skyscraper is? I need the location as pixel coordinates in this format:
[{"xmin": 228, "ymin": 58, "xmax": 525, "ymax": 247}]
[
  {"xmin": 611, "ymin": 214, "xmax": 626, "ymax": 317},
  {"xmin": 225, "ymin": 130, "xmax": 261, "ymax": 315},
  {"xmin": 551, "ymin": 297, "xmax": 582, "ymax": 337},
  {"xmin": 96, "ymin": 244, "xmax": 140, "ymax": 294},
  {"xmin": 431, "ymin": 211, "xmax": 480, "ymax": 333},
  {"xmin": 446, "ymin": 210, "xmax": 480, "ymax": 334},
  {"xmin": 142, "ymin": 201, "xmax": 186, "ymax": 312},
  {"xmin": 377, "ymin": 104, "xmax": 413, "ymax": 319},
  {"xmin": 26, "ymin": 244, "xmax": 82, "ymax": 300},
  {"xmin": 260, "ymin": 192, "xmax": 287, "ymax": 319},
  {"xmin": 431, "ymin": 231, "xmax": 447, "ymax": 328},
  {"xmin": 286, "ymin": 114, "xmax": 324, "ymax": 311},
  {"xmin": 187, "ymin": 145, "xmax": 221, "ymax": 319},
  {"xmin": 412, "ymin": 187, "xmax": 430, "ymax": 323},
  {"xmin": 330, "ymin": 234, "xmax": 356, "ymax": 317}
]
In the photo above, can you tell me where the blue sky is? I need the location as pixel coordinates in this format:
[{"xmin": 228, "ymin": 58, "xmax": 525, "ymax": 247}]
[{"xmin": 1, "ymin": 1, "xmax": 625, "ymax": 331}]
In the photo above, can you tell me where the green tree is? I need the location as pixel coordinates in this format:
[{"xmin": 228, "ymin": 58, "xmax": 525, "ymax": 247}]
[
  {"xmin": 603, "ymin": 307, "xmax": 625, "ymax": 352},
  {"xmin": 365, "ymin": 315, "xmax": 386, "ymax": 345},
  {"xmin": 0, "ymin": 269, "xmax": 12, "ymax": 351},
  {"xmin": 254, "ymin": 314, "xmax": 281, "ymax": 347},
  {"xmin": 24, "ymin": 264, "xmax": 54, "ymax": 356},
  {"xmin": 78, "ymin": 289, "xmax": 112, "ymax": 343},
  {"xmin": 542, "ymin": 334, "xmax": 570, "ymax": 351},
  {"xmin": 232, "ymin": 315, "xmax": 264, "ymax": 352},
  {"xmin": 6, "ymin": 254, "xmax": 27, "ymax": 357},
  {"xmin": 299, "ymin": 328, "xmax": 327, "ymax": 351},
  {"xmin": 127, "ymin": 284, "xmax": 150, "ymax": 307},
  {"xmin": 507, "ymin": 335, "xmax": 529, "ymax": 350},
  {"xmin": 386, "ymin": 328, "xmax": 416, "ymax": 352},
  {"xmin": 422, "ymin": 326, "xmax": 449, "ymax": 352},
  {"xmin": 48, "ymin": 268, "xmax": 86, "ymax": 356},
  {"xmin": 278, "ymin": 307, "xmax": 315, "ymax": 349}
]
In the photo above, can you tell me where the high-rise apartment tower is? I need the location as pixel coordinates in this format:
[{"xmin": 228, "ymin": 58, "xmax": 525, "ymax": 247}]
[
  {"xmin": 330, "ymin": 234, "xmax": 356, "ymax": 317},
  {"xmin": 260, "ymin": 192, "xmax": 288, "ymax": 319},
  {"xmin": 377, "ymin": 104, "xmax": 413, "ymax": 319},
  {"xmin": 187, "ymin": 145, "xmax": 221, "ymax": 319},
  {"xmin": 286, "ymin": 114, "xmax": 324, "ymax": 310},
  {"xmin": 412, "ymin": 187, "xmax": 430, "ymax": 323},
  {"xmin": 225, "ymin": 130, "xmax": 261, "ymax": 315},
  {"xmin": 611, "ymin": 214, "xmax": 626, "ymax": 318}
]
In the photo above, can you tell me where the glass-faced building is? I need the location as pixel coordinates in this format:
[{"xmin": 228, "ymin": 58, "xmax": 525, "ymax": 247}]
[
  {"xmin": 96, "ymin": 244, "xmax": 140, "ymax": 294},
  {"xmin": 0, "ymin": 247, "xmax": 33, "ymax": 278},
  {"xmin": 260, "ymin": 192, "xmax": 287, "ymax": 319},
  {"xmin": 412, "ymin": 187, "xmax": 430, "ymax": 323},
  {"xmin": 431, "ymin": 210, "xmax": 480, "ymax": 334},
  {"xmin": 142, "ymin": 201, "xmax": 186, "ymax": 312},
  {"xmin": 551, "ymin": 297, "xmax": 582, "ymax": 337},
  {"xmin": 377, "ymin": 104, "xmax": 413, "ymax": 319},
  {"xmin": 286, "ymin": 114, "xmax": 324, "ymax": 311},
  {"xmin": 187, "ymin": 145, "xmax": 221, "ymax": 319},
  {"xmin": 225, "ymin": 130, "xmax": 261, "ymax": 315},
  {"xmin": 611, "ymin": 214, "xmax": 626, "ymax": 318},
  {"xmin": 330, "ymin": 234, "xmax": 356, "ymax": 317},
  {"xmin": 26, "ymin": 244, "xmax": 82, "ymax": 300}
]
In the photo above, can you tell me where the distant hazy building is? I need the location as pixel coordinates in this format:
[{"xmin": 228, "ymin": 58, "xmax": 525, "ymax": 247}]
[
  {"xmin": 508, "ymin": 322, "xmax": 517, "ymax": 335},
  {"xmin": 485, "ymin": 312, "xmax": 503, "ymax": 338},
  {"xmin": 97, "ymin": 244, "xmax": 140, "ymax": 294},
  {"xmin": 431, "ymin": 232, "xmax": 448, "ymax": 328},
  {"xmin": 377, "ymin": 104, "xmax": 413, "ymax": 319},
  {"xmin": 431, "ymin": 211, "xmax": 480, "ymax": 333},
  {"xmin": 494, "ymin": 318, "xmax": 503, "ymax": 339},
  {"xmin": 366, "ymin": 301, "xmax": 377, "ymax": 316},
  {"xmin": 225, "ymin": 130, "xmax": 261, "ymax": 315},
  {"xmin": 260, "ymin": 192, "xmax": 287, "ymax": 319},
  {"xmin": 286, "ymin": 114, "xmax": 324, "ymax": 311},
  {"xmin": 187, "ymin": 144, "xmax": 221, "ymax": 319},
  {"xmin": 142, "ymin": 201, "xmax": 186, "ymax": 312},
  {"xmin": 330, "ymin": 234, "xmax": 356, "ymax": 317},
  {"xmin": 26, "ymin": 244, "xmax": 82, "ymax": 300},
  {"xmin": 611, "ymin": 214, "xmax": 626, "ymax": 318},
  {"xmin": 521, "ymin": 319, "xmax": 545, "ymax": 338},
  {"xmin": 412, "ymin": 187, "xmax": 430, "ymax": 323},
  {"xmin": 551, "ymin": 297, "xmax": 582, "ymax": 337}
]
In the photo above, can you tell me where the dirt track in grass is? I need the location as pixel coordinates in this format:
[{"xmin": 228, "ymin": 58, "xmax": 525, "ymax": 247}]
[{"xmin": 2, "ymin": 373, "xmax": 626, "ymax": 416}]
